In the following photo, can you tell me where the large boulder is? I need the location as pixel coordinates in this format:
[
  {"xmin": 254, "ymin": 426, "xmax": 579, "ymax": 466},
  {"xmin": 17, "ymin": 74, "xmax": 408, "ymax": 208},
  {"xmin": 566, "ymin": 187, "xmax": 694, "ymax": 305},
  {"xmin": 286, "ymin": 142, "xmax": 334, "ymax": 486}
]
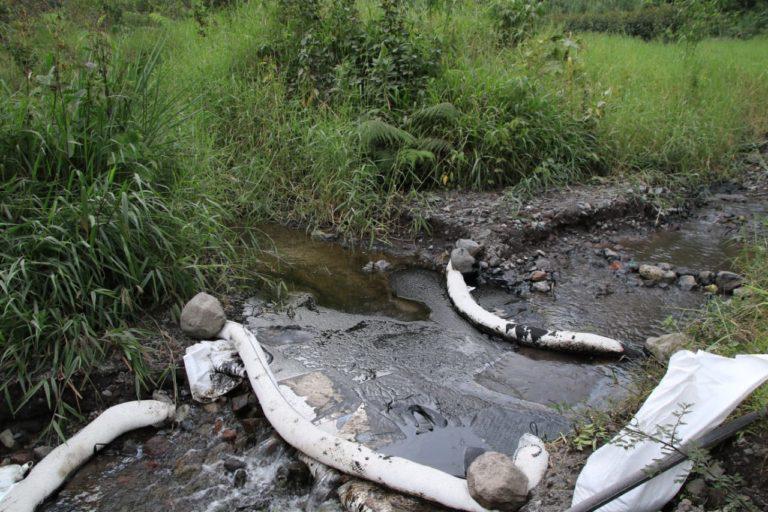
[
  {"xmin": 180, "ymin": 292, "xmax": 226, "ymax": 339},
  {"xmin": 467, "ymin": 451, "xmax": 529, "ymax": 511},
  {"xmin": 451, "ymin": 248, "xmax": 476, "ymax": 274},
  {"xmin": 645, "ymin": 332, "xmax": 690, "ymax": 361}
]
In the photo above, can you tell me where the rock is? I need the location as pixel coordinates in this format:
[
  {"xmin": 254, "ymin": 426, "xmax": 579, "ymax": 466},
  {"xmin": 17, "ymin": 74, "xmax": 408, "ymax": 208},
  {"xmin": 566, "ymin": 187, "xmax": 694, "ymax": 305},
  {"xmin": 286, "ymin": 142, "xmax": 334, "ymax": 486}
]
[
  {"xmin": 203, "ymin": 402, "xmax": 220, "ymax": 414},
  {"xmin": 275, "ymin": 460, "xmax": 312, "ymax": 489},
  {"xmin": 144, "ymin": 435, "xmax": 170, "ymax": 457},
  {"xmin": 33, "ymin": 445, "xmax": 54, "ymax": 460},
  {"xmin": 450, "ymin": 248, "xmax": 476, "ymax": 274},
  {"xmin": 0, "ymin": 429, "xmax": 15, "ymax": 449},
  {"xmin": 639, "ymin": 264, "xmax": 664, "ymax": 282},
  {"xmin": 658, "ymin": 262, "xmax": 673, "ymax": 271},
  {"xmin": 467, "ymin": 451, "xmax": 529, "ymax": 511},
  {"xmin": 9, "ymin": 450, "xmax": 33, "ymax": 464},
  {"xmin": 662, "ymin": 270, "xmax": 677, "ymax": 284},
  {"xmin": 361, "ymin": 261, "xmax": 374, "ymax": 273},
  {"xmin": 456, "ymin": 239, "xmax": 483, "ymax": 257},
  {"xmin": 603, "ymin": 249, "xmax": 619, "ymax": 261},
  {"xmin": 311, "ymin": 229, "xmax": 335, "ymax": 242},
  {"xmin": 223, "ymin": 456, "xmax": 246, "ymax": 472},
  {"xmin": 704, "ymin": 284, "xmax": 718, "ymax": 294},
  {"xmin": 531, "ymin": 281, "xmax": 550, "ymax": 294},
  {"xmin": 529, "ymin": 270, "xmax": 547, "ymax": 282},
  {"xmin": 698, "ymin": 271, "xmax": 715, "ymax": 285},
  {"xmin": 674, "ymin": 498, "xmax": 705, "ymax": 512},
  {"xmin": 627, "ymin": 261, "xmax": 639, "ymax": 272},
  {"xmin": 374, "ymin": 259, "xmax": 391, "ymax": 272},
  {"xmin": 645, "ymin": 333, "xmax": 690, "ymax": 361},
  {"xmin": 220, "ymin": 429, "xmax": 238, "ymax": 443},
  {"xmin": 678, "ymin": 275, "xmax": 697, "ymax": 291},
  {"xmin": 675, "ymin": 267, "xmax": 695, "ymax": 277},
  {"xmin": 715, "ymin": 271, "xmax": 743, "ymax": 293},
  {"xmin": 733, "ymin": 286, "xmax": 752, "ymax": 298},
  {"xmin": 233, "ymin": 468, "xmax": 247, "ymax": 488},
  {"xmin": 180, "ymin": 292, "xmax": 226, "ymax": 339}
]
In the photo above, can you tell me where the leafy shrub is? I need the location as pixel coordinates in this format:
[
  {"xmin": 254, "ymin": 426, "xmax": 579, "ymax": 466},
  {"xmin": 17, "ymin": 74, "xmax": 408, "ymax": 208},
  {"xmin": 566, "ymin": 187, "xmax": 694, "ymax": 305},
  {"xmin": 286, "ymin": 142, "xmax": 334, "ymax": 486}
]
[
  {"xmin": 489, "ymin": 0, "xmax": 544, "ymax": 45},
  {"xmin": 0, "ymin": 42, "xmax": 229, "ymax": 427},
  {"xmin": 554, "ymin": 5, "xmax": 681, "ymax": 41},
  {"xmin": 272, "ymin": 0, "xmax": 441, "ymax": 108}
]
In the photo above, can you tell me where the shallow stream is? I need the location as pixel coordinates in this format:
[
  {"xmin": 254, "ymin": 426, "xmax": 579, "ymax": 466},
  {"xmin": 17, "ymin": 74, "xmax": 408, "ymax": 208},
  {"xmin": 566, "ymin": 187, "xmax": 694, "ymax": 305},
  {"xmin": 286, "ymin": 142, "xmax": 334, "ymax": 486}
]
[{"xmin": 39, "ymin": 193, "xmax": 759, "ymax": 511}]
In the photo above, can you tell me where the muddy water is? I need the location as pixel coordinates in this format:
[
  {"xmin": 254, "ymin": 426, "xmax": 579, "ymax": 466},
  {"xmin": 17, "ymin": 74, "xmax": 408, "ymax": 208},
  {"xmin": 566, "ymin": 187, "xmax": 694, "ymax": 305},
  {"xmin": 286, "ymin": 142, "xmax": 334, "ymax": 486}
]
[{"xmin": 40, "ymin": 204, "xmax": 747, "ymax": 511}]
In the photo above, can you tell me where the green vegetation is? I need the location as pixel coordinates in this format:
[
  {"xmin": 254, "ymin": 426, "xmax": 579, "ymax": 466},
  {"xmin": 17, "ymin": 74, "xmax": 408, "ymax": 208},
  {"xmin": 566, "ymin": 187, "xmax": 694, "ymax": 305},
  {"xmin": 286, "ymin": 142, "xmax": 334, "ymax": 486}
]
[{"xmin": 1, "ymin": 0, "xmax": 767, "ymax": 425}]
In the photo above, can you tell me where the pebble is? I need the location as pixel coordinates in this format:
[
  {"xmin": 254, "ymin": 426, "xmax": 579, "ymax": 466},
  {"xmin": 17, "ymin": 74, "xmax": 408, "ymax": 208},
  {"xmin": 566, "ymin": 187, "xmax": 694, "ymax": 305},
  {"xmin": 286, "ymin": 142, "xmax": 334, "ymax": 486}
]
[
  {"xmin": 529, "ymin": 270, "xmax": 547, "ymax": 282},
  {"xmin": 645, "ymin": 333, "xmax": 690, "ymax": 361},
  {"xmin": 233, "ymin": 468, "xmax": 247, "ymax": 488},
  {"xmin": 715, "ymin": 271, "xmax": 743, "ymax": 293},
  {"xmin": 223, "ymin": 456, "xmax": 246, "ymax": 472},
  {"xmin": 220, "ymin": 429, "xmax": 238, "ymax": 443},
  {"xmin": 678, "ymin": 275, "xmax": 697, "ymax": 291},
  {"xmin": 531, "ymin": 281, "xmax": 550, "ymax": 293},
  {"xmin": 0, "ymin": 429, "xmax": 15, "ymax": 449}
]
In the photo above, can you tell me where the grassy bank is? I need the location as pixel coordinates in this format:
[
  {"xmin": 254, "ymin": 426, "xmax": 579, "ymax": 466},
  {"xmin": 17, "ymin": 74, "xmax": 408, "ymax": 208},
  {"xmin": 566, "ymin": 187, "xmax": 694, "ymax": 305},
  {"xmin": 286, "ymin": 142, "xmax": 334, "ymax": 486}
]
[{"xmin": 2, "ymin": 0, "xmax": 768, "ymax": 425}]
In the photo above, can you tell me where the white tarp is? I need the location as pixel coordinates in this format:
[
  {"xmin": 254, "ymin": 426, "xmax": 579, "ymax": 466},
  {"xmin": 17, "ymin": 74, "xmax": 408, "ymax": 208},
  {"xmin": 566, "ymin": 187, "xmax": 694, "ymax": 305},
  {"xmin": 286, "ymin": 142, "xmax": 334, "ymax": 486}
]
[
  {"xmin": 183, "ymin": 340, "xmax": 245, "ymax": 402},
  {"xmin": 572, "ymin": 350, "xmax": 768, "ymax": 512}
]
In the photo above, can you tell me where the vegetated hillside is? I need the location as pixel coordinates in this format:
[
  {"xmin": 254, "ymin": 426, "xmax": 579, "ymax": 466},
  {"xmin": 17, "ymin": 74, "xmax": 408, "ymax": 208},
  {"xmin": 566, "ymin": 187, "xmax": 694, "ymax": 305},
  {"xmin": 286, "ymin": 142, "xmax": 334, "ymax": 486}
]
[{"xmin": 1, "ymin": 0, "xmax": 767, "ymax": 427}]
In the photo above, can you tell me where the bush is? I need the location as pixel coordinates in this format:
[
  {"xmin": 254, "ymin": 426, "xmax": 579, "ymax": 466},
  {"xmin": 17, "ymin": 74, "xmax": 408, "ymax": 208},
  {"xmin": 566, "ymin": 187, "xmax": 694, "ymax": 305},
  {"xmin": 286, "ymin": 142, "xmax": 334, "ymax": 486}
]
[
  {"xmin": 554, "ymin": 5, "xmax": 681, "ymax": 41},
  {"xmin": 0, "ymin": 41, "xmax": 229, "ymax": 428},
  {"xmin": 489, "ymin": 0, "xmax": 544, "ymax": 45}
]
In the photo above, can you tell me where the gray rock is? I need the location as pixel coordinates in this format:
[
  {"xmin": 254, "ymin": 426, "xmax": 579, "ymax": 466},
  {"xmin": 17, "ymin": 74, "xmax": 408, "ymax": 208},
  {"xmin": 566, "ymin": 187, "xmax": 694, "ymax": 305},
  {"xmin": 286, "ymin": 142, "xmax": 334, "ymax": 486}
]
[
  {"xmin": 531, "ymin": 281, "xmax": 550, "ymax": 294},
  {"xmin": 467, "ymin": 451, "xmax": 529, "ymax": 511},
  {"xmin": 33, "ymin": 445, "xmax": 54, "ymax": 460},
  {"xmin": 645, "ymin": 333, "xmax": 690, "ymax": 361},
  {"xmin": 662, "ymin": 270, "xmax": 677, "ymax": 284},
  {"xmin": 451, "ymin": 248, "xmax": 476, "ymax": 274},
  {"xmin": 639, "ymin": 264, "xmax": 664, "ymax": 282},
  {"xmin": 374, "ymin": 259, "xmax": 391, "ymax": 272},
  {"xmin": 733, "ymin": 286, "xmax": 752, "ymax": 298},
  {"xmin": 715, "ymin": 271, "xmax": 743, "ymax": 293},
  {"xmin": 456, "ymin": 239, "xmax": 483, "ymax": 257},
  {"xmin": 603, "ymin": 249, "xmax": 619, "ymax": 261},
  {"xmin": 658, "ymin": 262, "xmax": 674, "ymax": 271},
  {"xmin": 0, "ymin": 429, "xmax": 14, "ymax": 449},
  {"xmin": 361, "ymin": 261, "xmax": 374, "ymax": 273},
  {"xmin": 180, "ymin": 292, "xmax": 226, "ymax": 339},
  {"xmin": 678, "ymin": 275, "xmax": 697, "ymax": 291},
  {"xmin": 698, "ymin": 271, "xmax": 715, "ymax": 285}
]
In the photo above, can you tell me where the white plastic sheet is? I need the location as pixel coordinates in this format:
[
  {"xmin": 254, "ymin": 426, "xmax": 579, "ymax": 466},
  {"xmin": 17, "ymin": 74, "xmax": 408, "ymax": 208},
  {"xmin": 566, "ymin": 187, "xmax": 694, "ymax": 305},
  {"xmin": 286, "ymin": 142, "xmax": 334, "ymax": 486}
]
[
  {"xmin": 183, "ymin": 340, "xmax": 245, "ymax": 402},
  {"xmin": 572, "ymin": 350, "xmax": 768, "ymax": 512}
]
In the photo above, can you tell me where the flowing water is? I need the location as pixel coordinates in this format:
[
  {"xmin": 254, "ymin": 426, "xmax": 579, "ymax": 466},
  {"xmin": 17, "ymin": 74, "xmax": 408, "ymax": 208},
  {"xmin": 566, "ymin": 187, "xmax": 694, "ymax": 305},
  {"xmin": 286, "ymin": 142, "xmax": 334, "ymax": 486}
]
[{"xmin": 39, "ymin": 194, "xmax": 759, "ymax": 511}]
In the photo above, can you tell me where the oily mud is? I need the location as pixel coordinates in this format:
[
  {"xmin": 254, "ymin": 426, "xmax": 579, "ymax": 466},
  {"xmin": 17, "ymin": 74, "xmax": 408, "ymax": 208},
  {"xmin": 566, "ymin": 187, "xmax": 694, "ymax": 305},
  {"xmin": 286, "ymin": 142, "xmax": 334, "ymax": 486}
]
[{"xmin": 34, "ymin": 181, "xmax": 765, "ymax": 511}]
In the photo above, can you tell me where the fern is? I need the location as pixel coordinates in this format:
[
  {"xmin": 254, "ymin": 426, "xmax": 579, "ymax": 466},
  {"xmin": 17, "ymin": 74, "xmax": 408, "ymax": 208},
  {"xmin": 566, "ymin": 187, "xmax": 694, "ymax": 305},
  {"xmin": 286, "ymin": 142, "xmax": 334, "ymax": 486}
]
[
  {"xmin": 358, "ymin": 119, "xmax": 416, "ymax": 150},
  {"xmin": 416, "ymin": 136, "xmax": 455, "ymax": 154},
  {"xmin": 396, "ymin": 148, "xmax": 436, "ymax": 169},
  {"xmin": 410, "ymin": 102, "xmax": 460, "ymax": 131}
]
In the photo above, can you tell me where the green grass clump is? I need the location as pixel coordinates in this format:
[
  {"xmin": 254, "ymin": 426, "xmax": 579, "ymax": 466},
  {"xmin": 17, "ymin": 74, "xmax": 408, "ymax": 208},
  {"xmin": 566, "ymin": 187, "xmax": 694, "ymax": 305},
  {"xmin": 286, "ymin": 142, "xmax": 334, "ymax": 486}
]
[{"xmin": 0, "ymin": 42, "xmax": 230, "ymax": 428}]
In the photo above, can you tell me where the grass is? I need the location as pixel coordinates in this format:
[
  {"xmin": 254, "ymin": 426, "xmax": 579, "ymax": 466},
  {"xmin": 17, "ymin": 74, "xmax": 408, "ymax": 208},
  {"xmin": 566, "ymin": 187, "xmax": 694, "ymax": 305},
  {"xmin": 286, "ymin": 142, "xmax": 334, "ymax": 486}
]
[{"xmin": 1, "ymin": 0, "xmax": 768, "ymax": 428}]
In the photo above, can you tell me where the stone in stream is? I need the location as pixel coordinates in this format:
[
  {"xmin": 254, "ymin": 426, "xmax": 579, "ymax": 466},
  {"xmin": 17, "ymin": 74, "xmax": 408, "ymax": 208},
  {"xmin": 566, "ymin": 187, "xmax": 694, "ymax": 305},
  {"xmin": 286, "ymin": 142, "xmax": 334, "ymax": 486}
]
[
  {"xmin": 467, "ymin": 451, "xmax": 529, "ymax": 511},
  {"xmin": 180, "ymin": 292, "xmax": 226, "ymax": 339},
  {"xmin": 529, "ymin": 270, "xmax": 547, "ymax": 282},
  {"xmin": 715, "ymin": 271, "xmax": 743, "ymax": 293},
  {"xmin": 311, "ymin": 229, "xmax": 336, "ymax": 242},
  {"xmin": 698, "ymin": 271, "xmax": 715, "ymax": 285},
  {"xmin": 639, "ymin": 264, "xmax": 665, "ymax": 282},
  {"xmin": 678, "ymin": 275, "xmax": 697, "ymax": 291},
  {"xmin": 450, "ymin": 247, "xmax": 476, "ymax": 274},
  {"xmin": 645, "ymin": 333, "xmax": 691, "ymax": 361},
  {"xmin": 531, "ymin": 281, "xmax": 550, "ymax": 293},
  {"xmin": 456, "ymin": 239, "xmax": 483, "ymax": 257}
]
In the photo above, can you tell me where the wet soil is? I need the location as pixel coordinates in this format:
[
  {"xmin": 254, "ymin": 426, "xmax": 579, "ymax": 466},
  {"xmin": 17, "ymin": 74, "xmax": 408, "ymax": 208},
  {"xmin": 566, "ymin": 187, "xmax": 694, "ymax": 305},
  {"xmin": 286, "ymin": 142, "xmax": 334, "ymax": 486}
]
[{"xmin": 8, "ymin": 160, "xmax": 768, "ymax": 512}]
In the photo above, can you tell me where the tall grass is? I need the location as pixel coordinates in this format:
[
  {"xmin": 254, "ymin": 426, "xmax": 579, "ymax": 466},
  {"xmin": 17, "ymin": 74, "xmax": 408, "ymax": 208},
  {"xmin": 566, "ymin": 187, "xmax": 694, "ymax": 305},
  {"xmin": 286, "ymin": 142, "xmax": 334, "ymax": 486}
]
[
  {"xmin": 0, "ymin": 41, "xmax": 231, "ymax": 431},
  {"xmin": 580, "ymin": 34, "xmax": 768, "ymax": 181}
]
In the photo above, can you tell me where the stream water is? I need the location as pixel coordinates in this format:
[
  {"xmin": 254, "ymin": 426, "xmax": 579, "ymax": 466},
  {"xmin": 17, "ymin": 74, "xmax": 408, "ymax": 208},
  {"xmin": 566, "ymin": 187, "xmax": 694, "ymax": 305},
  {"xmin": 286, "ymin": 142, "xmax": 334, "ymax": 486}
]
[{"xmin": 38, "ymin": 194, "xmax": 758, "ymax": 512}]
